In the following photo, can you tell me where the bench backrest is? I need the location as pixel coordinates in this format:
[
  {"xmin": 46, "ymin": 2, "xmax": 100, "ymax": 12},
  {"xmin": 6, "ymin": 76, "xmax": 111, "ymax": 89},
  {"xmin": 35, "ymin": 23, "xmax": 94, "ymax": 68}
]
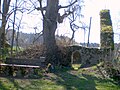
[{"xmin": 5, "ymin": 57, "xmax": 45, "ymax": 66}]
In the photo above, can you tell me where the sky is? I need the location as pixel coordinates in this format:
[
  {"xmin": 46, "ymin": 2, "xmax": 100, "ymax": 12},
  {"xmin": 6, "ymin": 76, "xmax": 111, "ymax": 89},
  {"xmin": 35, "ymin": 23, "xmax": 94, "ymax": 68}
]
[
  {"xmin": 57, "ymin": 0, "xmax": 120, "ymax": 43},
  {"xmin": 1, "ymin": 0, "xmax": 120, "ymax": 44},
  {"xmin": 84, "ymin": 0, "xmax": 120, "ymax": 43}
]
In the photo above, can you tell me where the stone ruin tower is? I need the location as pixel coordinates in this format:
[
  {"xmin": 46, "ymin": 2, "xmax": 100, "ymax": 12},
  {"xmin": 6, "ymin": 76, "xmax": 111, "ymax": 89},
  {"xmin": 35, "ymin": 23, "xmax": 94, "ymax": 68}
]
[{"xmin": 100, "ymin": 9, "xmax": 114, "ymax": 50}]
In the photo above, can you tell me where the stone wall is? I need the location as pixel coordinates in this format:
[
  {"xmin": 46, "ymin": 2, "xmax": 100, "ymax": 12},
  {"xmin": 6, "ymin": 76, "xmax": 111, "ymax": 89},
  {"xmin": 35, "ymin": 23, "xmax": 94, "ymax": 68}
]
[
  {"xmin": 67, "ymin": 45, "xmax": 111, "ymax": 68},
  {"xmin": 67, "ymin": 9, "xmax": 114, "ymax": 68}
]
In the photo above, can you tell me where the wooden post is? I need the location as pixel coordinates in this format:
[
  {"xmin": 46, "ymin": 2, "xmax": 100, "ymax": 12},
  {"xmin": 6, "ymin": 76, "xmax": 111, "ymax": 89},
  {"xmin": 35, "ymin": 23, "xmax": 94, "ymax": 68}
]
[{"xmin": 87, "ymin": 17, "xmax": 92, "ymax": 47}]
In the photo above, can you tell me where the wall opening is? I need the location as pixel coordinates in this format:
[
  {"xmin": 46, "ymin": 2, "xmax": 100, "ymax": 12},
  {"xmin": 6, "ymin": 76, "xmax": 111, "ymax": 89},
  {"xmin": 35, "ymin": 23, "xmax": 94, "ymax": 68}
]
[{"xmin": 71, "ymin": 50, "xmax": 81, "ymax": 69}]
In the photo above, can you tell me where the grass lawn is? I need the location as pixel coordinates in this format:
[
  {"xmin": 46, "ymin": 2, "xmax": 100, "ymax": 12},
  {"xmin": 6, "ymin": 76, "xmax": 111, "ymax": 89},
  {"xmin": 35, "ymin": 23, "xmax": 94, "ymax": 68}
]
[{"xmin": 0, "ymin": 66, "xmax": 119, "ymax": 90}]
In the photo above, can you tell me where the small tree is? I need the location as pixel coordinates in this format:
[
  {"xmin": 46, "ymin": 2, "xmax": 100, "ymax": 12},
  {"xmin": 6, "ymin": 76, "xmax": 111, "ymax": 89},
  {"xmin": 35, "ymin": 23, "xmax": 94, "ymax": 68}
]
[
  {"xmin": 0, "ymin": 0, "xmax": 11, "ymax": 58},
  {"xmin": 0, "ymin": 0, "xmax": 33, "ymax": 57}
]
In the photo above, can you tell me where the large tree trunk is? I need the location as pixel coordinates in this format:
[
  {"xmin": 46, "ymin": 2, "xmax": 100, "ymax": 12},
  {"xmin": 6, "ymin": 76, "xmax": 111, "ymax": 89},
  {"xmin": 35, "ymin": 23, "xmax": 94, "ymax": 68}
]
[{"xmin": 43, "ymin": 0, "xmax": 60, "ymax": 65}]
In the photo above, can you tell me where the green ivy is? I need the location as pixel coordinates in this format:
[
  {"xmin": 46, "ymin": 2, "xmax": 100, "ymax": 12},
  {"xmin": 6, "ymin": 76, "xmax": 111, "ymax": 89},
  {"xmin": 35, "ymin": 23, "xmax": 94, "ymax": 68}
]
[
  {"xmin": 100, "ymin": 9, "xmax": 114, "ymax": 50},
  {"xmin": 100, "ymin": 19, "xmax": 112, "ymax": 26},
  {"xmin": 101, "ymin": 26, "xmax": 113, "ymax": 32}
]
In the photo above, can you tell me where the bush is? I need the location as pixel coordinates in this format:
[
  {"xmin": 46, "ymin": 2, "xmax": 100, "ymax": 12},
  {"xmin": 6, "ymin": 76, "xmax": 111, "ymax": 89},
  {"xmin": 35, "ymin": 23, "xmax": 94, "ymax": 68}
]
[{"xmin": 102, "ymin": 47, "xmax": 120, "ymax": 83}]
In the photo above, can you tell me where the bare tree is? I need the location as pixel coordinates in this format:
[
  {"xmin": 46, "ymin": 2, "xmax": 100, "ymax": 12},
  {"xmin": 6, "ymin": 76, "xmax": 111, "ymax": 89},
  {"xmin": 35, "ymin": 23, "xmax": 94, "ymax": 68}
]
[
  {"xmin": 0, "ymin": 0, "xmax": 35, "ymax": 57},
  {"xmin": 11, "ymin": 0, "xmax": 17, "ymax": 56},
  {"xmin": 35, "ymin": 0, "xmax": 84, "ymax": 65},
  {"xmin": 3, "ymin": 0, "xmax": 84, "ymax": 65}
]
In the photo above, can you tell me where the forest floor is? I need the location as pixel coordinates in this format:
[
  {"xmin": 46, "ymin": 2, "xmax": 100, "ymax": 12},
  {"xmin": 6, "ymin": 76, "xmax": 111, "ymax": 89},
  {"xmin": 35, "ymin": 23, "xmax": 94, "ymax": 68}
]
[{"xmin": 0, "ymin": 65, "xmax": 120, "ymax": 90}]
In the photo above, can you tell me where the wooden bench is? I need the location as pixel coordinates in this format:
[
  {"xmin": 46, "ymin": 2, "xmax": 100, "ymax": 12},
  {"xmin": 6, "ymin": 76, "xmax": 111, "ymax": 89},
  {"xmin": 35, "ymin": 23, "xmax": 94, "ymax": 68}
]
[
  {"xmin": 0, "ymin": 57, "xmax": 46, "ymax": 77},
  {"xmin": 5, "ymin": 57, "xmax": 45, "ymax": 66}
]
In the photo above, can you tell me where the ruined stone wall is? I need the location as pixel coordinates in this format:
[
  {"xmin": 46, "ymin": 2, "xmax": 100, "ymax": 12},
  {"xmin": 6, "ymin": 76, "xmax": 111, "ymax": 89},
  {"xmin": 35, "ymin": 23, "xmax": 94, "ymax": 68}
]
[
  {"xmin": 68, "ymin": 45, "xmax": 111, "ymax": 68},
  {"xmin": 100, "ymin": 9, "xmax": 114, "ymax": 50},
  {"xmin": 65, "ymin": 9, "xmax": 114, "ymax": 67}
]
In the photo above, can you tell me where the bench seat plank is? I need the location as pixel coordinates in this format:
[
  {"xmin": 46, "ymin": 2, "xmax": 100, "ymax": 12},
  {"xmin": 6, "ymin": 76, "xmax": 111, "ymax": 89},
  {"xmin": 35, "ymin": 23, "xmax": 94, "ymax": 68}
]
[
  {"xmin": 5, "ymin": 57, "xmax": 45, "ymax": 66},
  {"xmin": 0, "ymin": 63, "xmax": 40, "ymax": 68}
]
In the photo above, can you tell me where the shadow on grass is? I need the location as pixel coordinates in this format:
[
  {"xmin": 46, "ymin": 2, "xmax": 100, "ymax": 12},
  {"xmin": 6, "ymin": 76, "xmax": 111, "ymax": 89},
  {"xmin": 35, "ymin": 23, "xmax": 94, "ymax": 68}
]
[
  {"xmin": 53, "ymin": 67, "xmax": 119, "ymax": 90},
  {"xmin": 0, "ymin": 75, "xmax": 44, "ymax": 90},
  {"xmin": 8, "ymin": 78, "xmax": 24, "ymax": 90},
  {"xmin": 0, "ymin": 67, "xmax": 119, "ymax": 90},
  {"xmin": 54, "ymin": 70, "xmax": 97, "ymax": 90},
  {"xmin": 0, "ymin": 77, "xmax": 24, "ymax": 90},
  {"xmin": 0, "ymin": 81, "xmax": 9, "ymax": 90}
]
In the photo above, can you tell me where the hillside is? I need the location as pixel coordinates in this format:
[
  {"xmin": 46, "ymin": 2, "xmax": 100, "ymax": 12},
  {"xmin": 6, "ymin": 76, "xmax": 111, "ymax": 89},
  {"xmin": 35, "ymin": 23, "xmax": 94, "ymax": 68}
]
[{"xmin": 7, "ymin": 30, "xmax": 120, "ymax": 49}]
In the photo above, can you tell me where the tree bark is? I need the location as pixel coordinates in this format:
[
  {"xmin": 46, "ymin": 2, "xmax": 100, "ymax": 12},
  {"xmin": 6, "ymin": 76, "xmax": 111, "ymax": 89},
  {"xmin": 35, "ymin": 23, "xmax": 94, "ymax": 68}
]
[
  {"xmin": 0, "ymin": 8, "xmax": 6, "ymax": 58},
  {"xmin": 0, "ymin": 0, "xmax": 11, "ymax": 57},
  {"xmin": 43, "ymin": 0, "xmax": 59, "ymax": 65}
]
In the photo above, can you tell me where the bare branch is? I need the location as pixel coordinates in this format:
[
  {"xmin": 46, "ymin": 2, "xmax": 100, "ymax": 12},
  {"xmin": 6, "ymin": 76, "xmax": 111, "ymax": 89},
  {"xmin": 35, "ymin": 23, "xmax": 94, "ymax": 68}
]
[
  {"xmin": 70, "ymin": 21, "xmax": 75, "ymax": 41},
  {"xmin": 63, "ymin": 0, "xmax": 84, "ymax": 41},
  {"xmin": 58, "ymin": 11, "xmax": 73, "ymax": 23},
  {"xmin": 28, "ymin": 0, "xmax": 45, "ymax": 14},
  {"xmin": 37, "ymin": 0, "xmax": 52, "ymax": 26},
  {"xmin": 33, "ymin": 31, "xmax": 43, "ymax": 44},
  {"xmin": 35, "ymin": 6, "xmax": 46, "ymax": 11},
  {"xmin": 59, "ymin": 0, "xmax": 77, "ymax": 9},
  {"xmin": 37, "ymin": 0, "xmax": 45, "ymax": 18},
  {"xmin": 7, "ymin": 8, "xmax": 24, "ymax": 22}
]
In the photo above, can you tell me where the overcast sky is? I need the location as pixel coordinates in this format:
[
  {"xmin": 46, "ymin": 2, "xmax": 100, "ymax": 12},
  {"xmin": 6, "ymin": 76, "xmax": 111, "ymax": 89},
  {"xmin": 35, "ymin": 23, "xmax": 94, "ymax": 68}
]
[
  {"xmin": 82, "ymin": 0, "xmax": 120, "ymax": 43},
  {"xmin": 58, "ymin": 0, "xmax": 120, "ymax": 43},
  {"xmin": 1, "ymin": 0, "xmax": 120, "ymax": 43}
]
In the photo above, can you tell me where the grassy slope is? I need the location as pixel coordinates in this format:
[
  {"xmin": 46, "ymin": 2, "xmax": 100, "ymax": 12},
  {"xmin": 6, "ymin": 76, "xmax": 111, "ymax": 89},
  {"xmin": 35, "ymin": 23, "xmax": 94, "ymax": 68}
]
[{"xmin": 0, "ymin": 66, "xmax": 119, "ymax": 90}]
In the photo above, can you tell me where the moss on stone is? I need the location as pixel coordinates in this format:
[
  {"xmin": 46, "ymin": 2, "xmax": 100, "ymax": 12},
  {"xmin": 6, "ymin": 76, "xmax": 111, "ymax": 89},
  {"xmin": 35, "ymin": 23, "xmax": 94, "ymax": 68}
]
[
  {"xmin": 100, "ymin": 9, "xmax": 112, "ymax": 27},
  {"xmin": 100, "ymin": 9, "xmax": 114, "ymax": 50},
  {"xmin": 101, "ymin": 26, "xmax": 113, "ymax": 32},
  {"xmin": 100, "ymin": 19, "xmax": 112, "ymax": 27}
]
